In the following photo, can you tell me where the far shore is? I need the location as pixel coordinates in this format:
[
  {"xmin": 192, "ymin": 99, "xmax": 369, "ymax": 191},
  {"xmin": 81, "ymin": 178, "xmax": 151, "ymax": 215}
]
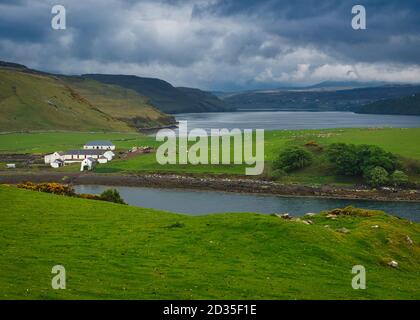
[{"xmin": 1, "ymin": 171, "xmax": 419, "ymax": 202}]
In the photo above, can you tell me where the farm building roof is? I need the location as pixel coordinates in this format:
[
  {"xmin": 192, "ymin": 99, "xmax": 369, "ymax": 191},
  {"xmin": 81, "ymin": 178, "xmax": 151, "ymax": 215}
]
[
  {"xmin": 84, "ymin": 140, "xmax": 114, "ymax": 146},
  {"xmin": 66, "ymin": 150, "xmax": 106, "ymax": 156}
]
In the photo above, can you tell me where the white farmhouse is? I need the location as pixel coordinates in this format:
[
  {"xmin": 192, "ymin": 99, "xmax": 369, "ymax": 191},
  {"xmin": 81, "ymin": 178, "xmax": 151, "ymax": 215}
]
[
  {"xmin": 63, "ymin": 150, "xmax": 113, "ymax": 163},
  {"xmin": 46, "ymin": 142, "xmax": 116, "ymax": 169},
  {"xmin": 51, "ymin": 159, "xmax": 64, "ymax": 168},
  {"xmin": 44, "ymin": 152, "xmax": 65, "ymax": 164},
  {"xmin": 83, "ymin": 140, "xmax": 115, "ymax": 151},
  {"xmin": 80, "ymin": 157, "xmax": 97, "ymax": 171}
]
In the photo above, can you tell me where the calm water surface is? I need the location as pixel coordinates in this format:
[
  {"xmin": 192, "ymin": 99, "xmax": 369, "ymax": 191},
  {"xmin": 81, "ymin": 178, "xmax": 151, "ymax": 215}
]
[
  {"xmin": 75, "ymin": 185, "xmax": 420, "ymax": 221},
  {"xmin": 85, "ymin": 112, "xmax": 420, "ymax": 220},
  {"xmin": 175, "ymin": 111, "xmax": 420, "ymax": 131}
]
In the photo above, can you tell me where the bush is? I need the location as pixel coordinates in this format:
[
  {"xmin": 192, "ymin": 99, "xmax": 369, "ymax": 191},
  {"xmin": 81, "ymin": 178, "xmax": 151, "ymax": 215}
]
[
  {"xmin": 17, "ymin": 182, "xmax": 75, "ymax": 196},
  {"xmin": 364, "ymin": 166, "xmax": 389, "ymax": 187},
  {"xmin": 273, "ymin": 147, "xmax": 313, "ymax": 172},
  {"xmin": 390, "ymin": 170, "xmax": 409, "ymax": 187},
  {"xmin": 99, "ymin": 189, "xmax": 126, "ymax": 204},
  {"xmin": 357, "ymin": 144, "xmax": 397, "ymax": 173},
  {"xmin": 77, "ymin": 193, "xmax": 101, "ymax": 200},
  {"xmin": 327, "ymin": 143, "xmax": 398, "ymax": 177},
  {"xmin": 304, "ymin": 141, "xmax": 323, "ymax": 152},
  {"xmin": 326, "ymin": 143, "xmax": 360, "ymax": 176}
]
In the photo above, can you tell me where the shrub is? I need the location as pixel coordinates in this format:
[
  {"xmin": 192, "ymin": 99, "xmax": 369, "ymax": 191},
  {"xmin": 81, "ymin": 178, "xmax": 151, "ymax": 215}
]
[
  {"xmin": 17, "ymin": 182, "xmax": 75, "ymax": 196},
  {"xmin": 99, "ymin": 189, "xmax": 126, "ymax": 205},
  {"xmin": 327, "ymin": 143, "xmax": 398, "ymax": 177},
  {"xmin": 77, "ymin": 193, "xmax": 101, "ymax": 200},
  {"xmin": 356, "ymin": 144, "xmax": 397, "ymax": 173},
  {"xmin": 326, "ymin": 143, "xmax": 360, "ymax": 176},
  {"xmin": 364, "ymin": 166, "xmax": 389, "ymax": 187},
  {"xmin": 390, "ymin": 170, "xmax": 409, "ymax": 187},
  {"xmin": 273, "ymin": 147, "xmax": 313, "ymax": 172},
  {"xmin": 304, "ymin": 140, "xmax": 323, "ymax": 152}
]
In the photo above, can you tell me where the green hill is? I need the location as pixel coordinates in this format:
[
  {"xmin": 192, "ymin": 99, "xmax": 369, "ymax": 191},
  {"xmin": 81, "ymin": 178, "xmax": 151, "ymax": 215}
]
[
  {"xmin": 356, "ymin": 93, "xmax": 420, "ymax": 115},
  {"xmin": 176, "ymin": 87, "xmax": 227, "ymax": 112},
  {"xmin": 83, "ymin": 74, "xmax": 228, "ymax": 114},
  {"xmin": 61, "ymin": 77, "xmax": 175, "ymax": 129},
  {"xmin": 0, "ymin": 69, "xmax": 134, "ymax": 132},
  {"xmin": 0, "ymin": 64, "xmax": 176, "ymax": 132},
  {"xmin": 0, "ymin": 185, "xmax": 419, "ymax": 299}
]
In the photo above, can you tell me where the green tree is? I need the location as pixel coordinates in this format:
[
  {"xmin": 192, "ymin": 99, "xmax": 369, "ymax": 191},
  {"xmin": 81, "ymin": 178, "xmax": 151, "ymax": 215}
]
[
  {"xmin": 364, "ymin": 166, "xmax": 389, "ymax": 187},
  {"xmin": 326, "ymin": 143, "xmax": 360, "ymax": 176},
  {"xmin": 274, "ymin": 147, "xmax": 312, "ymax": 172},
  {"xmin": 100, "ymin": 189, "xmax": 126, "ymax": 204},
  {"xmin": 390, "ymin": 170, "xmax": 408, "ymax": 187},
  {"xmin": 356, "ymin": 144, "xmax": 397, "ymax": 173},
  {"xmin": 327, "ymin": 143, "xmax": 398, "ymax": 177}
]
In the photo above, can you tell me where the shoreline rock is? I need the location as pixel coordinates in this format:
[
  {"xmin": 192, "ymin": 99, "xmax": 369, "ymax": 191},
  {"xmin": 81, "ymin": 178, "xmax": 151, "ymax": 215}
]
[{"xmin": 0, "ymin": 171, "xmax": 419, "ymax": 202}]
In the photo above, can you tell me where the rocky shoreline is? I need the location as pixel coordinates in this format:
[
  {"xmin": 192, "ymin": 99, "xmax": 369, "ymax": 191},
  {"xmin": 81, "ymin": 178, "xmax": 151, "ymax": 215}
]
[{"xmin": 0, "ymin": 171, "xmax": 419, "ymax": 202}]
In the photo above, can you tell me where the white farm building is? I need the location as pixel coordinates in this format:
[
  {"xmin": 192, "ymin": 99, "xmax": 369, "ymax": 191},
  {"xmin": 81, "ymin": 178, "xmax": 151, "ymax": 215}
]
[
  {"xmin": 83, "ymin": 140, "xmax": 115, "ymax": 151},
  {"xmin": 80, "ymin": 157, "xmax": 97, "ymax": 171},
  {"xmin": 63, "ymin": 150, "xmax": 114, "ymax": 163},
  {"xmin": 44, "ymin": 152, "xmax": 65, "ymax": 164},
  {"xmin": 51, "ymin": 159, "xmax": 64, "ymax": 168},
  {"xmin": 44, "ymin": 143, "xmax": 115, "ymax": 169}
]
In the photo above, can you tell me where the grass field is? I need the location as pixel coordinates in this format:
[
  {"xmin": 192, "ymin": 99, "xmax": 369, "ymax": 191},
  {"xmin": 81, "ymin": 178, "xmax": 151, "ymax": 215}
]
[
  {"xmin": 0, "ymin": 185, "xmax": 419, "ymax": 299},
  {"xmin": 95, "ymin": 128, "xmax": 420, "ymax": 184},
  {"xmin": 1, "ymin": 128, "xmax": 419, "ymax": 184},
  {"xmin": 0, "ymin": 132, "xmax": 157, "ymax": 154}
]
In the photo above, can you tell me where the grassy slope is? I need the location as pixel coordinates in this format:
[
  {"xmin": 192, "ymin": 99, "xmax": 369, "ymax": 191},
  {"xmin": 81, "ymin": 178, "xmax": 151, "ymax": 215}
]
[
  {"xmin": 0, "ymin": 69, "xmax": 134, "ymax": 132},
  {"xmin": 62, "ymin": 77, "xmax": 175, "ymax": 129},
  {"xmin": 0, "ymin": 185, "xmax": 419, "ymax": 299}
]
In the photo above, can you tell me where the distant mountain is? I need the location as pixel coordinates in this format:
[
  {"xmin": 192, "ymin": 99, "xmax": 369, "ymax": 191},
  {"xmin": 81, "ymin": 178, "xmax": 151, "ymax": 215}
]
[
  {"xmin": 355, "ymin": 93, "xmax": 420, "ymax": 116},
  {"xmin": 222, "ymin": 84, "xmax": 420, "ymax": 111},
  {"xmin": 83, "ymin": 74, "xmax": 228, "ymax": 114},
  {"xmin": 305, "ymin": 80, "xmax": 387, "ymax": 90},
  {"xmin": 0, "ymin": 61, "xmax": 175, "ymax": 132},
  {"xmin": 0, "ymin": 61, "xmax": 29, "ymax": 70},
  {"xmin": 176, "ymin": 87, "xmax": 227, "ymax": 112}
]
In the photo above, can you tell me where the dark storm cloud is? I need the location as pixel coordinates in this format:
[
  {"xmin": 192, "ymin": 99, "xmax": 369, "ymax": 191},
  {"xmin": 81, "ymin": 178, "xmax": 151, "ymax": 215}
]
[
  {"xmin": 0, "ymin": 0, "xmax": 419, "ymax": 89},
  {"xmin": 193, "ymin": 0, "xmax": 420, "ymax": 65}
]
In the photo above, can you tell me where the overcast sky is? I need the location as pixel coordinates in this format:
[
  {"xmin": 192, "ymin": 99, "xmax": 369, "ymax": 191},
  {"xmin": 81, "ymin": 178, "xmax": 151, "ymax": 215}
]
[{"xmin": 1, "ymin": 0, "xmax": 420, "ymax": 90}]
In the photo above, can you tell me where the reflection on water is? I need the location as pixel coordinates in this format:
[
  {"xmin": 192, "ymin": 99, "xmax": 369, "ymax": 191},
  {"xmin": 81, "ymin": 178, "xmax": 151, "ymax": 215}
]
[
  {"xmin": 175, "ymin": 111, "xmax": 420, "ymax": 132},
  {"xmin": 75, "ymin": 185, "xmax": 420, "ymax": 221}
]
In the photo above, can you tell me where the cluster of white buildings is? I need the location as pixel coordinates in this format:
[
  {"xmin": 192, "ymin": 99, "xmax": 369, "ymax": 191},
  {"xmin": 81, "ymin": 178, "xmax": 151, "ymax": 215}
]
[{"xmin": 44, "ymin": 140, "xmax": 116, "ymax": 171}]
